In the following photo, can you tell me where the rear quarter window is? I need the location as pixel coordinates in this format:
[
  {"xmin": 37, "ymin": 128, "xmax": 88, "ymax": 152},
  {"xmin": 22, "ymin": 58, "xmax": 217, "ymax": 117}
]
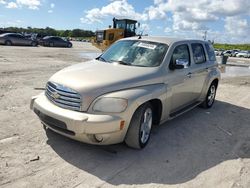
[{"xmin": 205, "ymin": 43, "xmax": 216, "ymax": 61}]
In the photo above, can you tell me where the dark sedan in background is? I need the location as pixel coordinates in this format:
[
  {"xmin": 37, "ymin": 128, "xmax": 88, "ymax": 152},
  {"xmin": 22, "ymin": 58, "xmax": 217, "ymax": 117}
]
[
  {"xmin": 0, "ymin": 33, "xmax": 38, "ymax": 46},
  {"xmin": 39, "ymin": 36, "xmax": 72, "ymax": 48}
]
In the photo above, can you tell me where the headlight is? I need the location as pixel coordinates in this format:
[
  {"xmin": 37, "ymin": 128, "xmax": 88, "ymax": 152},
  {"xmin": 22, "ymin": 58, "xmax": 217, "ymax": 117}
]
[{"xmin": 92, "ymin": 97, "xmax": 128, "ymax": 113}]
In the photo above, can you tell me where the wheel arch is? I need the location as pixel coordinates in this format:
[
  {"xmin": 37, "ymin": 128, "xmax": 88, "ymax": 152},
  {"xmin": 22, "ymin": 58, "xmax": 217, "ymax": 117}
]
[
  {"xmin": 148, "ymin": 99, "xmax": 162, "ymax": 125},
  {"xmin": 211, "ymin": 78, "xmax": 219, "ymax": 88}
]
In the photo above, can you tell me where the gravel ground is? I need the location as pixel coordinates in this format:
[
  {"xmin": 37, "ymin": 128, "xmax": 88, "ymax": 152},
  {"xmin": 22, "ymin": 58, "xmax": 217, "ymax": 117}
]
[{"xmin": 0, "ymin": 42, "xmax": 250, "ymax": 188}]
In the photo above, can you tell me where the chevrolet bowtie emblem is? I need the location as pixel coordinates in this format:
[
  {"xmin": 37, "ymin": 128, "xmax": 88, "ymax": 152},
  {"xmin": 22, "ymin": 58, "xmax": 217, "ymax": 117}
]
[{"xmin": 51, "ymin": 91, "xmax": 60, "ymax": 99}]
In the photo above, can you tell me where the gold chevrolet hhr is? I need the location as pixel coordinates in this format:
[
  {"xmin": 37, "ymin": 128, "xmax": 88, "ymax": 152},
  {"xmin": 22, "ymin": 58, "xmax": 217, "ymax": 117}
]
[{"xmin": 30, "ymin": 36, "xmax": 220, "ymax": 149}]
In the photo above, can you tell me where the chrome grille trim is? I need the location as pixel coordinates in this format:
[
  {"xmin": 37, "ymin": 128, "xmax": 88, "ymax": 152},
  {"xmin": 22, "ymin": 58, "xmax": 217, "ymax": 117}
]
[{"xmin": 45, "ymin": 81, "xmax": 82, "ymax": 111}]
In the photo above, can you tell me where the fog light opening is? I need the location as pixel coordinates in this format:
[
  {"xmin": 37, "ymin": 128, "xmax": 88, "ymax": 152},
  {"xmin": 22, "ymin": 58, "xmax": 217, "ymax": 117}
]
[{"xmin": 94, "ymin": 134, "xmax": 103, "ymax": 142}]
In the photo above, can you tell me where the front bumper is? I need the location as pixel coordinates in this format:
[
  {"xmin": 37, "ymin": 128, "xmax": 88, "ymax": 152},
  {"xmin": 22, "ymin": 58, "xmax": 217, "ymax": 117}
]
[{"xmin": 30, "ymin": 93, "xmax": 126, "ymax": 145}]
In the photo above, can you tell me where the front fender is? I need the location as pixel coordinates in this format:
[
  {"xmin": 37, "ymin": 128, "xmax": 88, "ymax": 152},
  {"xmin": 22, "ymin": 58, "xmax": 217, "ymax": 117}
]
[
  {"xmin": 88, "ymin": 84, "xmax": 168, "ymax": 140},
  {"xmin": 89, "ymin": 84, "xmax": 167, "ymax": 114}
]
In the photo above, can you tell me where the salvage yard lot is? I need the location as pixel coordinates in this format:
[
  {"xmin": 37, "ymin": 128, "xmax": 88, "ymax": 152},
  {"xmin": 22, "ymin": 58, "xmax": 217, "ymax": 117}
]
[{"xmin": 0, "ymin": 42, "xmax": 250, "ymax": 188}]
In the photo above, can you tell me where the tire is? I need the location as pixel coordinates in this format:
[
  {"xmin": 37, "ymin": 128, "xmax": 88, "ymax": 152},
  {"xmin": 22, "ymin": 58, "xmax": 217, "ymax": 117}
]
[
  {"xmin": 67, "ymin": 43, "xmax": 72, "ymax": 48},
  {"xmin": 31, "ymin": 41, "xmax": 37, "ymax": 47},
  {"xmin": 49, "ymin": 42, "xmax": 54, "ymax": 47},
  {"xmin": 5, "ymin": 40, "xmax": 12, "ymax": 46},
  {"xmin": 200, "ymin": 82, "xmax": 217, "ymax": 108},
  {"xmin": 125, "ymin": 103, "xmax": 153, "ymax": 149}
]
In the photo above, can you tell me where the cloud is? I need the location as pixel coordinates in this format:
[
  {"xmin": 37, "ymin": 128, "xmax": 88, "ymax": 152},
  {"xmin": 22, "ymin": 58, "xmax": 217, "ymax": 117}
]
[
  {"xmin": 143, "ymin": 4, "xmax": 166, "ymax": 20},
  {"xmin": 0, "ymin": 19, "xmax": 23, "ymax": 27},
  {"xmin": 208, "ymin": 0, "xmax": 250, "ymax": 16},
  {"xmin": 143, "ymin": 0, "xmax": 250, "ymax": 43},
  {"xmin": 80, "ymin": 0, "xmax": 147, "ymax": 24},
  {"xmin": 140, "ymin": 23, "xmax": 150, "ymax": 32},
  {"xmin": 150, "ymin": 0, "xmax": 249, "ymax": 31},
  {"xmin": 50, "ymin": 3, "xmax": 54, "ymax": 9},
  {"xmin": 164, "ymin": 27, "xmax": 172, "ymax": 33},
  {"xmin": 0, "ymin": 0, "xmax": 6, "ymax": 4},
  {"xmin": 225, "ymin": 16, "xmax": 250, "ymax": 39},
  {"xmin": 6, "ymin": 2, "xmax": 18, "ymax": 8},
  {"xmin": 48, "ymin": 3, "xmax": 54, "ymax": 13},
  {"xmin": 5, "ymin": 0, "xmax": 41, "ymax": 10}
]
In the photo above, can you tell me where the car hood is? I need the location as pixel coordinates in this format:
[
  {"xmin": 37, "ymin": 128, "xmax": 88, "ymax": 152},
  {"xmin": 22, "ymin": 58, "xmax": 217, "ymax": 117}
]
[{"xmin": 49, "ymin": 60, "xmax": 163, "ymax": 109}]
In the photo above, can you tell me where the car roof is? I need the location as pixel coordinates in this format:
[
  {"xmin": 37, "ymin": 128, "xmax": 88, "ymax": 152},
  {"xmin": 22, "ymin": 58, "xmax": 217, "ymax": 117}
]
[
  {"xmin": 0, "ymin": 33, "xmax": 21, "ymax": 36},
  {"xmin": 44, "ymin": 36, "xmax": 64, "ymax": 40},
  {"xmin": 120, "ymin": 36, "xmax": 207, "ymax": 46}
]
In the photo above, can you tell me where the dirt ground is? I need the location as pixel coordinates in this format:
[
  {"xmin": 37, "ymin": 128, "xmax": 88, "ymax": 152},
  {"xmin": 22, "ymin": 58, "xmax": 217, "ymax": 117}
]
[{"xmin": 0, "ymin": 42, "xmax": 250, "ymax": 188}]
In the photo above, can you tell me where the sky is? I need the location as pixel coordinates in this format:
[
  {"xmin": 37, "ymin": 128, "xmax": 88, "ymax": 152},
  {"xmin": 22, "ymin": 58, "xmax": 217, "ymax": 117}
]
[{"xmin": 0, "ymin": 0, "xmax": 250, "ymax": 43}]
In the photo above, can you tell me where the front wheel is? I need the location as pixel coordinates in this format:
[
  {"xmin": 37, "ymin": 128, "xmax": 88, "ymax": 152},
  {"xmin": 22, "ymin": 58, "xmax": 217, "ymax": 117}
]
[
  {"xmin": 125, "ymin": 103, "xmax": 153, "ymax": 149},
  {"xmin": 67, "ymin": 43, "xmax": 72, "ymax": 48},
  {"xmin": 200, "ymin": 82, "xmax": 217, "ymax": 108}
]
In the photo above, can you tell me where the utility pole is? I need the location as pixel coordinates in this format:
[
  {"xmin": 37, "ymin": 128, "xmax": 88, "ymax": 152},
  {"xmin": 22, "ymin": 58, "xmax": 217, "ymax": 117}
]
[{"xmin": 203, "ymin": 30, "xmax": 207, "ymax": 41}]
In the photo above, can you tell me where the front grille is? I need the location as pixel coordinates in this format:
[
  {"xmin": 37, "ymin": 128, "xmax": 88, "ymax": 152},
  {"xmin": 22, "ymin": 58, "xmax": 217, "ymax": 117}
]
[{"xmin": 45, "ymin": 81, "xmax": 81, "ymax": 111}]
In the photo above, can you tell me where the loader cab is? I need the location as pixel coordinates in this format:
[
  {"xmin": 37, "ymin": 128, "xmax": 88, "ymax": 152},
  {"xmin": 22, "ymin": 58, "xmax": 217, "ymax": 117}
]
[{"xmin": 113, "ymin": 18, "xmax": 137, "ymax": 37}]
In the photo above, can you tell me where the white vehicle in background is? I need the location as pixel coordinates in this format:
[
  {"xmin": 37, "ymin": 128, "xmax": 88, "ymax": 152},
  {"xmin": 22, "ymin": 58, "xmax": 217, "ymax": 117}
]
[
  {"xmin": 231, "ymin": 49, "xmax": 240, "ymax": 57},
  {"xmin": 222, "ymin": 50, "xmax": 232, "ymax": 56},
  {"xmin": 214, "ymin": 49, "xmax": 220, "ymax": 56},
  {"xmin": 236, "ymin": 51, "xmax": 250, "ymax": 58}
]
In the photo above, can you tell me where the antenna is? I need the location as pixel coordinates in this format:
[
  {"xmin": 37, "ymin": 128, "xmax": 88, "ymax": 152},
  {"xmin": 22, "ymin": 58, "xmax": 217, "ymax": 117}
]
[{"xmin": 138, "ymin": 25, "xmax": 146, "ymax": 39}]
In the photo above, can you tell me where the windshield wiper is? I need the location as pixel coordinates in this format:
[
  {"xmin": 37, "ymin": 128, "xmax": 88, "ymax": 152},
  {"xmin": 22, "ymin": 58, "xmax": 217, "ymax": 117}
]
[
  {"xmin": 111, "ymin": 60, "xmax": 131, "ymax": 66},
  {"xmin": 96, "ymin": 56, "xmax": 107, "ymax": 62}
]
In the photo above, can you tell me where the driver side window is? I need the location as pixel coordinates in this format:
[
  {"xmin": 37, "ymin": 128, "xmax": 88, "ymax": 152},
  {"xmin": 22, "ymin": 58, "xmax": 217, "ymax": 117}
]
[{"xmin": 169, "ymin": 44, "xmax": 190, "ymax": 70}]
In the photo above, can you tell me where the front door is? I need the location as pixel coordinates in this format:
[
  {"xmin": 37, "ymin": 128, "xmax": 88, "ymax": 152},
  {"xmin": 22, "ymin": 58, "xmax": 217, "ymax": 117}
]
[{"xmin": 166, "ymin": 43, "xmax": 197, "ymax": 113}]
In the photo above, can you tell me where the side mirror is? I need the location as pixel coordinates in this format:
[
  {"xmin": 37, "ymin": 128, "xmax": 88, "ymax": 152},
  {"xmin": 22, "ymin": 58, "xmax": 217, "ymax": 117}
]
[{"xmin": 175, "ymin": 59, "xmax": 189, "ymax": 69}]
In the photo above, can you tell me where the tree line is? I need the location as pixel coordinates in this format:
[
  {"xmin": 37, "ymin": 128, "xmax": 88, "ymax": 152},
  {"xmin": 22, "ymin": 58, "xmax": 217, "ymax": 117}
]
[
  {"xmin": 0, "ymin": 27, "xmax": 95, "ymax": 38},
  {"xmin": 213, "ymin": 43, "xmax": 250, "ymax": 51}
]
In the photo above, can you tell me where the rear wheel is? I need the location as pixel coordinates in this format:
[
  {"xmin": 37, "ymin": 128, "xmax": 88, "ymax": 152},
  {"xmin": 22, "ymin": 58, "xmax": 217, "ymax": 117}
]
[
  {"xmin": 200, "ymin": 82, "xmax": 217, "ymax": 108},
  {"xmin": 125, "ymin": 103, "xmax": 153, "ymax": 149},
  {"xmin": 5, "ymin": 40, "xmax": 12, "ymax": 46}
]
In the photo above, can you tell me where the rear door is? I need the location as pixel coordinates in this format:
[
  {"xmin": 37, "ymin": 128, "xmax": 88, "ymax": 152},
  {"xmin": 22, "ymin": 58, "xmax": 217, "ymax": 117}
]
[
  {"xmin": 58, "ymin": 38, "xmax": 67, "ymax": 47},
  {"xmin": 54, "ymin": 37, "xmax": 65, "ymax": 47},
  {"xmin": 189, "ymin": 43, "xmax": 210, "ymax": 100},
  {"xmin": 19, "ymin": 35, "xmax": 31, "ymax": 45},
  {"xmin": 13, "ymin": 34, "xmax": 29, "ymax": 45},
  {"xmin": 9, "ymin": 34, "xmax": 20, "ymax": 45}
]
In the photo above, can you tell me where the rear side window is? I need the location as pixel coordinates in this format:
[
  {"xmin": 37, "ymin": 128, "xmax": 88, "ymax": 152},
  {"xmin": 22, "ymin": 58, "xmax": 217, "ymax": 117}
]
[
  {"xmin": 191, "ymin": 43, "xmax": 206, "ymax": 64},
  {"xmin": 205, "ymin": 43, "xmax": 216, "ymax": 61}
]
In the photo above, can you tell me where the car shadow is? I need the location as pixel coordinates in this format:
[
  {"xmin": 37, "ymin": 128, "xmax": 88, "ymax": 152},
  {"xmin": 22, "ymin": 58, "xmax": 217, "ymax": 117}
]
[{"xmin": 45, "ymin": 100, "xmax": 250, "ymax": 185}]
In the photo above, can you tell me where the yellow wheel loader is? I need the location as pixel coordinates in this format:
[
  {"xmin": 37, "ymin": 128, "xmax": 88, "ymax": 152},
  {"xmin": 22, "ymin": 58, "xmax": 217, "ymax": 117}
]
[{"xmin": 92, "ymin": 18, "xmax": 138, "ymax": 51}]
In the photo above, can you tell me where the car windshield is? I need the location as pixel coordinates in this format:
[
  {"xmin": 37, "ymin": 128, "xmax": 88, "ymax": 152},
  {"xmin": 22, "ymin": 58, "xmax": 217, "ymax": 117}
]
[{"xmin": 98, "ymin": 40, "xmax": 168, "ymax": 67}]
